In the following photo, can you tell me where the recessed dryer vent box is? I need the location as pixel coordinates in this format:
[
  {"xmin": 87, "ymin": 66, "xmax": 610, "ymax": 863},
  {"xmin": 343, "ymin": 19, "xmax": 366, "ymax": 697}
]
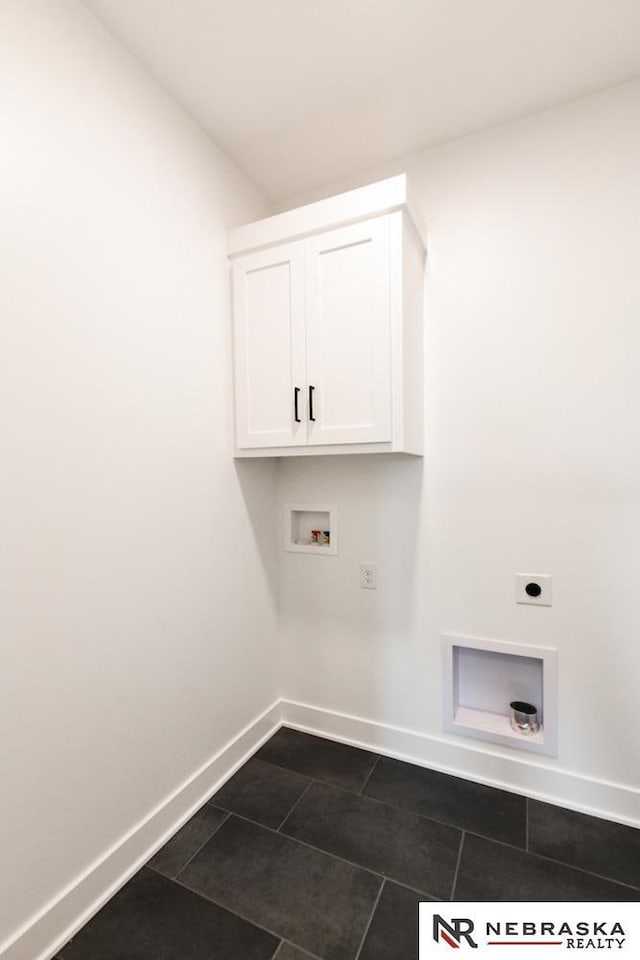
[
  {"xmin": 284, "ymin": 503, "xmax": 338, "ymax": 555},
  {"xmin": 442, "ymin": 634, "xmax": 557, "ymax": 756}
]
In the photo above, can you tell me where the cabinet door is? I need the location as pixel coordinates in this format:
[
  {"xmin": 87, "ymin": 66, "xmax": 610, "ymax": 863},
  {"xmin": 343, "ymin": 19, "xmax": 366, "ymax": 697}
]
[
  {"xmin": 304, "ymin": 217, "xmax": 392, "ymax": 445},
  {"xmin": 232, "ymin": 243, "xmax": 306, "ymax": 448}
]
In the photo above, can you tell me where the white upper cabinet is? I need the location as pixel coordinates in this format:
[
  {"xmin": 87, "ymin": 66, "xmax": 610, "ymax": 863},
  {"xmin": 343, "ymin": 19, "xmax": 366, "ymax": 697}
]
[{"xmin": 228, "ymin": 175, "xmax": 425, "ymax": 457}]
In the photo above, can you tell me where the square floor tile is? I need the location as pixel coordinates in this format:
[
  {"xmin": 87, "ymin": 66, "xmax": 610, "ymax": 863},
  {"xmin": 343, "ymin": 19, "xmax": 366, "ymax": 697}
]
[
  {"xmin": 364, "ymin": 757, "xmax": 526, "ymax": 846},
  {"xmin": 455, "ymin": 833, "xmax": 640, "ymax": 901},
  {"xmin": 281, "ymin": 781, "xmax": 460, "ymax": 898},
  {"xmin": 212, "ymin": 757, "xmax": 310, "ymax": 828},
  {"xmin": 148, "ymin": 805, "xmax": 228, "ymax": 879},
  {"xmin": 178, "ymin": 814, "xmax": 381, "ymax": 960},
  {"xmin": 528, "ymin": 800, "xmax": 640, "ymax": 889},
  {"xmin": 58, "ymin": 867, "xmax": 279, "ymax": 960},
  {"xmin": 256, "ymin": 728, "xmax": 378, "ymax": 792},
  {"xmin": 359, "ymin": 880, "xmax": 434, "ymax": 960}
]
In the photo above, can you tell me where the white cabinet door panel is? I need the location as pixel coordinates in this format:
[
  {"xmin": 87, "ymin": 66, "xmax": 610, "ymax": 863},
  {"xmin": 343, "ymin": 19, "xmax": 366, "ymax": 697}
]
[
  {"xmin": 233, "ymin": 243, "xmax": 306, "ymax": 448},
  {"xmin": 304, "ymin": 217, "xmax": 392, "ymax": 445}
]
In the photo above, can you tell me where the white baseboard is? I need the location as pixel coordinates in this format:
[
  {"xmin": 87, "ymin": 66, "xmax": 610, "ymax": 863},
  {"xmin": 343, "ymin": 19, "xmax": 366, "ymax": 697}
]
[
  {"xmin": 281, "ymin": 699, "xmax": 640, "ymax": 829},
  {"xmin": 0, "ymin": 700, "xmax": 282, "ymax": 960},
  {"xmin": 6, "ymin": 696, "xmax": 639, "ymax": 960}
]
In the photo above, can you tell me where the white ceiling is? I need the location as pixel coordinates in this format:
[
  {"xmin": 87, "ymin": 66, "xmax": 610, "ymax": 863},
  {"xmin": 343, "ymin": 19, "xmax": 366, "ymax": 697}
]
[{"xmin": 84, "ymin": 0, "xmax": 640, "ymax": 202}]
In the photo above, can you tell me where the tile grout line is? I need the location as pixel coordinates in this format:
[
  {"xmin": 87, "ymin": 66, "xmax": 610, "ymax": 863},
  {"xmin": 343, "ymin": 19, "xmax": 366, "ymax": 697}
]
[
  {"xmin": 169, "ymin": 811, "xmax": 231, "ymax": 881},
  {"xmin": 180, "ymin": 807, "xmax": 441, "ymax": 901},
  {"xmin": 266, "ymin": 767, "xmax": 469, "ymax": 842},
  {"xmin": 449, "ymin": 831, "xmax": 466, "ymax": 901},
  {"xmin": 353, "ymin": 877, "xmax": 386, "ymax": 960},
  {"xmin": 277, "ymin": 779, "xmax": 315, "ymax": 833},
  {"xmin": 173, "ymin": 866, "xmax": 359, "ymax": 960},
  {"xmin": 257, "ymin": 754, "xmax": 379, "ymax": 799},
  {"xmin": 275, "ymin": 809, "xmax": 442, "ymax": 899},
  {"xmin": 358, "ymin": 755, "xmax": 381, "ymax": 795},
  {"xmin": 213, "ymin": 793, "xmax": 640, "ymax": 895},
  {"xmin": 256, "ymin": 754, "xmax": 530, "ymax": 854},
  {"xmin": 257, "ymin": 745, "xmax": 531, "ymax": 847},
  {"xmin": 277, "ymin": 940, "xmax": 324, "ymax": 960},
  {"xmin": 170, "ymin": 871, "xmax": 304, "ymax": 951},
  {"xmin": 462, "ymin": 829, "xmax": 640, "ymax": 893},
  {"xmin": 271, "ymin": 939, "xmax": 284, "ymax": 960},
  {"xmin": 248, "ymin": 755, "xmax": 312, "ymax": 787},
  {"xmin": 216, "ymin": 810, "xmax": 388, "ymax": 884}
]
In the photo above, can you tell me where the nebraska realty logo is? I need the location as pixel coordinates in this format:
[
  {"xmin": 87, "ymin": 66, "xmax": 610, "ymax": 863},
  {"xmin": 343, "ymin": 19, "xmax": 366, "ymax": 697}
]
[
  {"xmin": 420, "ymin": 904, "xmax": 637, "ymax": 959},
  {"xmin": 433, "ymin": 916, "xmax": 478, "ymax": 949}
]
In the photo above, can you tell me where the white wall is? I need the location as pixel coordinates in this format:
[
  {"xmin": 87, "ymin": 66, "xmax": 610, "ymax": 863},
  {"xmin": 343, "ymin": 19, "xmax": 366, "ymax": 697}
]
[
  {"xmin": 0, "ymin": 1, "xmax": 276, "ymax": 954},
  {"xmin": 278, "ymin": 80, "xmax": 640, "ymax": 819}
]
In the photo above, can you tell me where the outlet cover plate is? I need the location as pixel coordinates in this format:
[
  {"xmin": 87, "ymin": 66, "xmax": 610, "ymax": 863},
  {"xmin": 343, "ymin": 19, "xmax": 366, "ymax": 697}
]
[
  {"xmin": 359, "ymin": 563, "xmax": 377, "ymax": 589},
  {"xmin": 515, "ymin": 573, "xmax": 551, "ymax": 606}
]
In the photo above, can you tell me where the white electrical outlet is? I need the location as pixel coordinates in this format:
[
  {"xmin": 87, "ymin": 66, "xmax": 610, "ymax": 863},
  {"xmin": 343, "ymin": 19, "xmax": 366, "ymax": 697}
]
[
  {"xmin": 359, "ymin": 563, "xmax": 377, "ymax": 589},
  {"xmin": 515, "ymin": 573, "xmax": 552, "ymax": 606}
]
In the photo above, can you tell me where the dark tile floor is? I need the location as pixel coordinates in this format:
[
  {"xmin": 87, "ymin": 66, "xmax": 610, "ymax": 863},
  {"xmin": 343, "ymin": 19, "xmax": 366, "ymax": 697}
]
[{"xmin": 57, "ymin": 727, "xmax": 640, "ymax": 960}]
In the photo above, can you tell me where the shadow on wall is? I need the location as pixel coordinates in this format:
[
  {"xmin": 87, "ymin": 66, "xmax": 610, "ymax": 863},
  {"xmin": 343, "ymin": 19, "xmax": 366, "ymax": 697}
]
[
  {"xmin": 234, "ymin": 458, "xmax": 280, "ymax": 606},
  {"xmin": 370, "ymin": 454, "xmax": 425, "ymax": 634}
]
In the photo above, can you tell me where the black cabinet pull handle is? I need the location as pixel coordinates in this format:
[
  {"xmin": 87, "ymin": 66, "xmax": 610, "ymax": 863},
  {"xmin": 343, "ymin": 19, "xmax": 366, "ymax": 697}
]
[
  {"xmin": 308, "ymin": 385, "xmax": 316, "ymax": 421},
  {"xmin": 294, "ymin": 387, "xmax": 301, "ymax": 423}
]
